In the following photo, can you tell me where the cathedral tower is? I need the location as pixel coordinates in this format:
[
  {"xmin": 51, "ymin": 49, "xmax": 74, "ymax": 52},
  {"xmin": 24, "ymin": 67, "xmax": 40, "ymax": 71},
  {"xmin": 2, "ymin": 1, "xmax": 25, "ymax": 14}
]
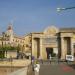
[{"xmin": 6, "ymin": 23, "xmax": 14, "ymax": 43}]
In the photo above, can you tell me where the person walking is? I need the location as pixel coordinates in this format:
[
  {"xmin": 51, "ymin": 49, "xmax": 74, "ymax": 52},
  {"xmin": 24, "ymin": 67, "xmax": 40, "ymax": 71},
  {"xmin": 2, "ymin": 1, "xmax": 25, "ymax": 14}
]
[
  {"xmin": 49, "ymin": 54, "xmax": 51, "ymax": 64},
  {"xmin": 32, "ymin": 56, "xmax": 35, "ymax": 71},
  {"xmin": 34, "ymin": 61, "xmax": 40, "ymax": 75},
  {"xmin": 39, "ymin": 56, "xmax": 43, "ymax": 64}
]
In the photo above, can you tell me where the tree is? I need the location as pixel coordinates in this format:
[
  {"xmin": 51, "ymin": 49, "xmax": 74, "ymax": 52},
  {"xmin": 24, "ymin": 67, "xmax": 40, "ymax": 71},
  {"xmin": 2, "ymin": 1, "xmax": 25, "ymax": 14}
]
[{"xmin": 0, "ymin": 45, "xmax": 18, "ymax": 58}]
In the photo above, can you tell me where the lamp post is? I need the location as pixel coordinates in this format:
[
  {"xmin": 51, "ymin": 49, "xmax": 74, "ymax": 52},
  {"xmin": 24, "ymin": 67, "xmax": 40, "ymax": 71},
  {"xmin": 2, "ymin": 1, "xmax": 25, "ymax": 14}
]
[
  {"xmin": 57, "ymin": 6, "xmax": 75, "ymax": 12},
  {"xmin": 9, "ymin": 56, "xmax": 13, "ymax": 72},
  {"xmin": 57, "ymin": 6, "xmax": 75, "ymax": 63},
  {"xmin": 31, "ymin": 33, "xmax": 32, "ymax": 64}
]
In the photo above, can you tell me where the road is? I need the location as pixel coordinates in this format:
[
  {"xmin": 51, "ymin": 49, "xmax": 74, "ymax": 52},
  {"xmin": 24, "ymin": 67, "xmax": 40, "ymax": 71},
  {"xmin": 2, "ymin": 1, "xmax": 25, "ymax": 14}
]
[{"xmin": 39, "ymin": 63, "xmax": 75, "ymax": 75}]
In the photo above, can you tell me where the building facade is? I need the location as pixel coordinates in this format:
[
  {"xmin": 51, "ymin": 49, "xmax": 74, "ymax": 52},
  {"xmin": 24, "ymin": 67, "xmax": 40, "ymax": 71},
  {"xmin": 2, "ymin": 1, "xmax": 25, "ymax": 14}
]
[
  {"xmin": 25, "ymin": 26, "xmax": 75, "ymax": 60},
  {"xmin": 0, "ymin": 24, "xmax": 25, "ymax": 47},
  {"xmin": 0, "ymin": 25, "xmax": 75, "ymax": 60},
  {"xmin": 0, "ymin": 24, "xmax": 25, "ymax": 58}
]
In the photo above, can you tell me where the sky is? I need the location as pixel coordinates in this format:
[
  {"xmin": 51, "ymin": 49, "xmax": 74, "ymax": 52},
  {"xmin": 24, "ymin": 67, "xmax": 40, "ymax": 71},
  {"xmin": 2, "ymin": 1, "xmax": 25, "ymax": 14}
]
[{"xmin": 0, "ymin": 0, "xmax": 75, "ymax": 36}]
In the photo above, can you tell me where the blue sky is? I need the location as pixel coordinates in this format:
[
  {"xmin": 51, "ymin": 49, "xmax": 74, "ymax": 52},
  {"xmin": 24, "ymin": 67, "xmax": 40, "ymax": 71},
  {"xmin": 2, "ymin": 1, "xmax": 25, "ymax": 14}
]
[{"xmin": 0, "ymin": 0, "xmax": 75, "ymax": 35}]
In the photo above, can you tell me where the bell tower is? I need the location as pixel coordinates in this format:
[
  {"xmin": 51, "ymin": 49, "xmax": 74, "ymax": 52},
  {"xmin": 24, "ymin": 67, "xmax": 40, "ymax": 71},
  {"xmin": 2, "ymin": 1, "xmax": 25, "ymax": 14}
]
[{"xmin": 6, "ymin": 23, "xmax": 14, "ymax": 43}]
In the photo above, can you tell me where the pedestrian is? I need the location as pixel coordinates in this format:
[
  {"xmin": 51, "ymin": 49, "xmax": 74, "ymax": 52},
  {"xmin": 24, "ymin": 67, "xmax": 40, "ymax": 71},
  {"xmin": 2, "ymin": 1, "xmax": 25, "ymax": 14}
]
[
  {"xmin": 39, "ymin": 56, "xmax": 43, "ymax": 64},
  {"xmin": 32, "ymin": 56, "xmax": 35, "ymax": 63},
  {"xmin": 32, "ymin": 56, "xmax": 35, "ymax": 71},
  {"xmin": 34, "ymin": 61, "xmax": 40, "ymax": 75},
  {"xmin": 49, "ymin": 54, "xmax": 51, "ymax": 64}
]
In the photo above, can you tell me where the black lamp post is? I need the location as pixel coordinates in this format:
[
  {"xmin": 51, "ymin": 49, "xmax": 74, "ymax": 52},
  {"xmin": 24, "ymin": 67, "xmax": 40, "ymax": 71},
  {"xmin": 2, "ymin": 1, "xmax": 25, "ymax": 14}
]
[{"xmin": 31, "ymin": 33, "xmax": 32, "ymax": 64}]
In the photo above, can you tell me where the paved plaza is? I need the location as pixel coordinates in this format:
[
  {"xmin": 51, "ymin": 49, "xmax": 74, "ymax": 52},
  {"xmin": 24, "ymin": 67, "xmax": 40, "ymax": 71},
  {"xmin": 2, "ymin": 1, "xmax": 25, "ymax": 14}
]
[
  {"xmin": 39, "ymin": 63, "xmax": 75, "ymax": 75},
  {"xmin": 4, "ymin": 61, "xmax": 75, "ymax": 75}
]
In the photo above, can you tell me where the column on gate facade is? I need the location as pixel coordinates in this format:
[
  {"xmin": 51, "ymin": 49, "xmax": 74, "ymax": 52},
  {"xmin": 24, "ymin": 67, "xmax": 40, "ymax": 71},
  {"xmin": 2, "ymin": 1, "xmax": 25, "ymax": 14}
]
[
  {"xmin": 32, "ymin": 37, "xmax": 35, "ymax": 57},
  {"xmin": 40, "ymin": 38, "xmax": 43, "ymax": 59},
  {"xmin": 71, "ymin": 37, "xmax": 74, "ymax": 56},
  {"xmin": 61, "ymin": 37, "xmax": 66, "ymax": 59}
]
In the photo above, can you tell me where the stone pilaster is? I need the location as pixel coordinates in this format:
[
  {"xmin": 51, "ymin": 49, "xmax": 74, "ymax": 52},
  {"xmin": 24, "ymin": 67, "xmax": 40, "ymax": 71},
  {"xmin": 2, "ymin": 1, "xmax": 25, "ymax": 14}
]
[
  {"xmin": 71, "ymin": 38, "xmax": 74, "ymax": 56},
  {"xmin": 61, "ymin": 37, "xmax": 66, "ymax": 59},
  {"xmin": 32, "ymin": 38, "xmax": 34, "ymax": 56},
  {"xmin": 40, "ymin": 38, "xmax": 43, "ymax": 58}
]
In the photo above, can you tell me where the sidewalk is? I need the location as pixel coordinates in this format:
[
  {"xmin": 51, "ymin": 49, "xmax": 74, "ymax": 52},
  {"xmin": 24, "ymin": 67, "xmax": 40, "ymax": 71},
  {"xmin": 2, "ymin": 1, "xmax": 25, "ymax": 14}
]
[
  {"xmin": 0, "ymin": 59, "xmax": 31, "ymax": 67},
  {"xmin": 0, "ymin": 59, "xmax": 31, "ymax": 75},
  {"xmin": 8, "ymin": 64, "xmax": 35, "ymax": 75},
  {"xmin": 8, "ymin": 67, "xmax": 28, "ymax": 75}
]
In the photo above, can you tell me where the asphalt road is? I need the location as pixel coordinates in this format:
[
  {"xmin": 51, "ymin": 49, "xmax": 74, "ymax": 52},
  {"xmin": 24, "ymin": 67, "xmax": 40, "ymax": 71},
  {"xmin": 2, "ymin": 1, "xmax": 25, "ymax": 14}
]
[{"xmin": 39, "ymin": 63, "xmax": 75, "ymax": 75}]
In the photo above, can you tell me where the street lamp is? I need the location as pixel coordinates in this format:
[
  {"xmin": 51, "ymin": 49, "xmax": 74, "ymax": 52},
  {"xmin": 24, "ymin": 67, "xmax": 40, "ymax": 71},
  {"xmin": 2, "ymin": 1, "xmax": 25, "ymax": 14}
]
[
  {"xmin": 9, "ymin": 56, "xmax": 13, "ymax": 72},
  {"xmin": 57, "ymin": 8, "xmax": 66, "ymax": 12},
  {"xmin": 57, "ymin": 6, "xmax": 75, "ymax": 12}
]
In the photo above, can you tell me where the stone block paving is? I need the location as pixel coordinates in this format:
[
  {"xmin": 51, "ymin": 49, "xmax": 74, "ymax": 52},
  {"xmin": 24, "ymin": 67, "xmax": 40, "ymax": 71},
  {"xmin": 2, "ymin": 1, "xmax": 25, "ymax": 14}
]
[{"xmin": 39, "ymin": 63, "xmax": 75, "ymax": 75}]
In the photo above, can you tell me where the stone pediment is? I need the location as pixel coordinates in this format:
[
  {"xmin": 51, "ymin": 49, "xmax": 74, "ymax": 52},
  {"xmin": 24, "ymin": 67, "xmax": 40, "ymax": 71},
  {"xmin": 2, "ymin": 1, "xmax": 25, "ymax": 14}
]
[{"xmin": 44, "ymin": 26, "xmax": 59, "ymax": 36}]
